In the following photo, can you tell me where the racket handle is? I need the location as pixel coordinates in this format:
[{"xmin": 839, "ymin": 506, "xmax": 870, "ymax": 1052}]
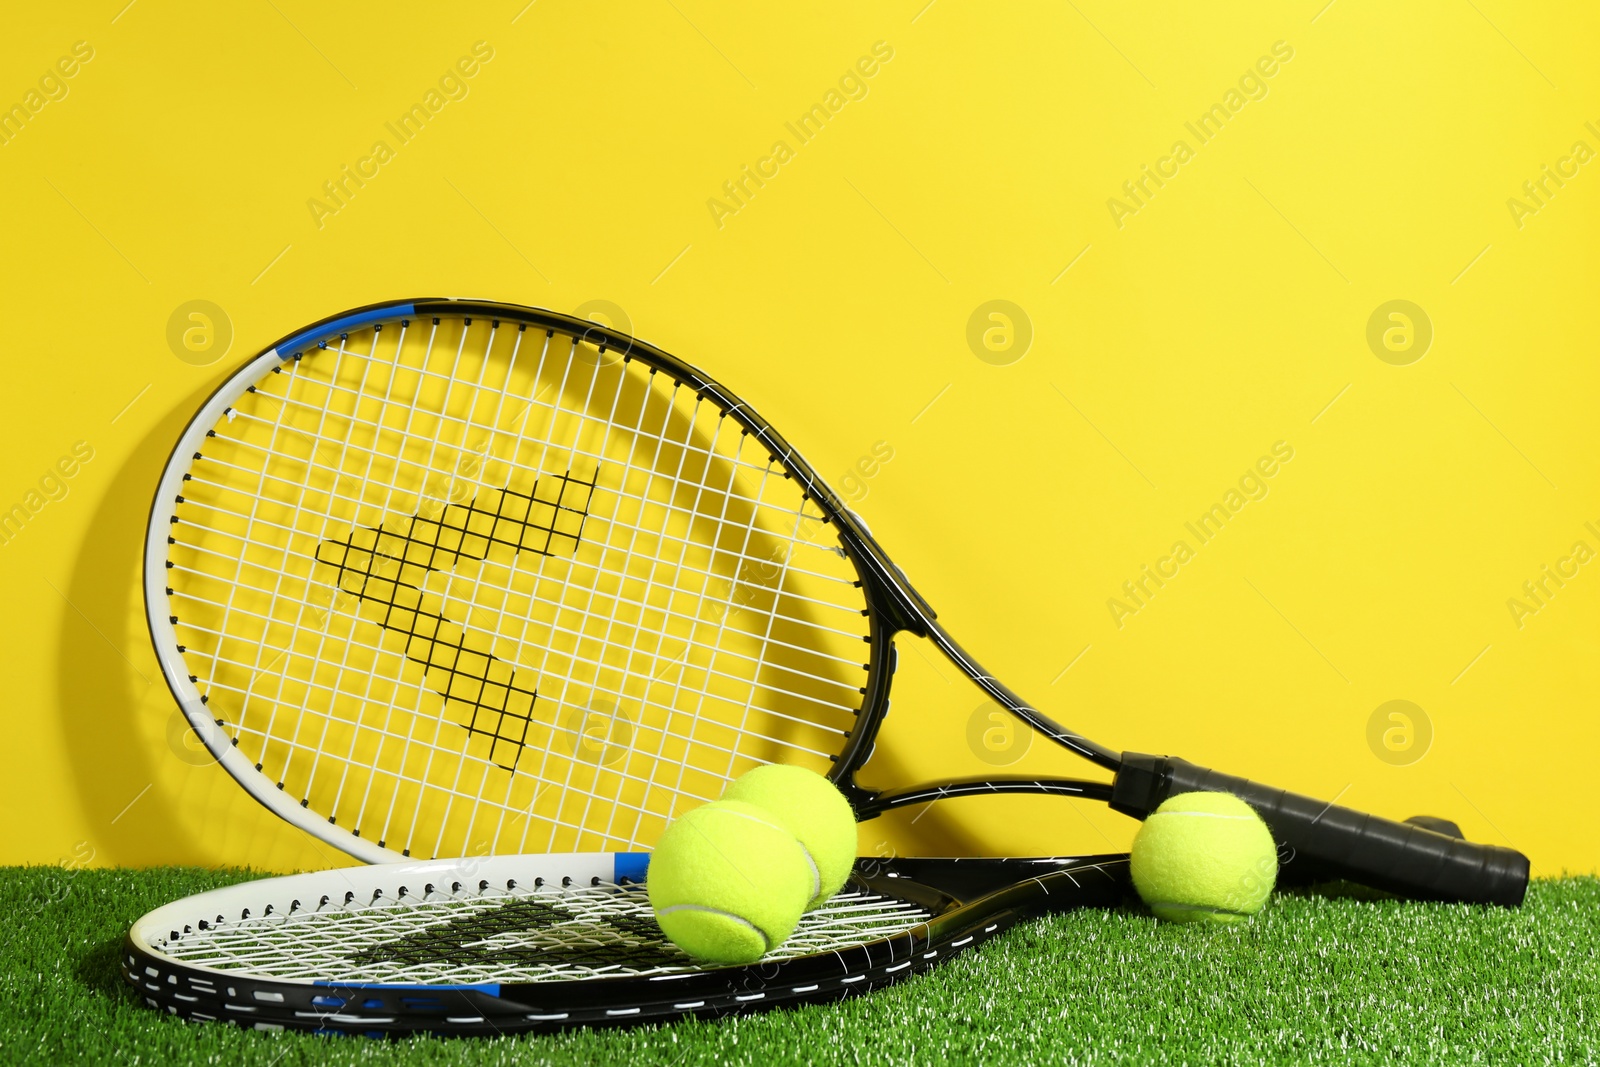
[{"xmin": 1110, "ymin": 754, "xmax": 1529, "ymax": 906}]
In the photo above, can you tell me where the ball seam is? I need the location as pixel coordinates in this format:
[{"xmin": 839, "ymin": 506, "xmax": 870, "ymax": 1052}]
[{"xmin": 655, "ymin": 904, "xmax": 772, "ymax": 950}]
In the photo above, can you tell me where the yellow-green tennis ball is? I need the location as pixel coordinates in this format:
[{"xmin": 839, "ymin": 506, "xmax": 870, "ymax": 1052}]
[
  {"xmin": 724, "ymin": 764, "xmax": 857, "ymax": 909},
  {"xmin": 1130, "ymin": 791, "xmax": 1278, "ymax": 924},
  {"xmin": 647, "ymin": 800, "xmax": 813, "ymax": 964}
]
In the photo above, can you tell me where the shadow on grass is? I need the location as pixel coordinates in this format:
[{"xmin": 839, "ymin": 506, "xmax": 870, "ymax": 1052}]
[
  {"xmin": 1280, "ymin": 880, "xmax": 1397, "ymax": 902},
  {"xmin": 77, "ymin": 935, "xmax": 136, "ymax": 1005}
]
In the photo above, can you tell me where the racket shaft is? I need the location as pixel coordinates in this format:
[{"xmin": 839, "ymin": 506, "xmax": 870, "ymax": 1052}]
[{"xmin": 1112, "ymin": 755, "xmax": 1529, "ymax": 906}]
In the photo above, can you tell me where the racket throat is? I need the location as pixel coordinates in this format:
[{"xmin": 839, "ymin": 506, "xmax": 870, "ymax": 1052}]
[{"xmin": 1106, "ymin": 752, "xmax": 1176, "ymax": 819}]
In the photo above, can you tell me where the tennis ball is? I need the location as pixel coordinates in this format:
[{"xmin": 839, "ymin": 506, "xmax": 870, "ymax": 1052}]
[
  {"xmin": 724, "ymin": 764, "xmax": 857, "ymax": 909},
  {"xmin": 1129, "ymin": 791, "xmax": 1278, "ymax": 924},
  {"xmin": 648, "ymin": 799, "xmax": 813, "ymax": 964}
]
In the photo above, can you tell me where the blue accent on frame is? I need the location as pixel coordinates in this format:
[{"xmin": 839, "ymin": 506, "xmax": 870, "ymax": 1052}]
[
  {"xmin": 614, "ymin": 853, "xmax": 650, "ymax": 884},
  {"xmin": 274, "ymin": 302, "xmax": 415, "ymax": 358},
  {"xmin": 311, "ymin": 979, "xmax": 501, "ymax": 997}
]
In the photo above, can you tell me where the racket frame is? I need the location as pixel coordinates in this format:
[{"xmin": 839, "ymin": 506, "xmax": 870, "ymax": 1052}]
[
  {"xmin": 145, "ymin": 298, "xmax": 1531, "ymax": 906},
  {"xmin": 144, "ymin": 298, "xmax": 873, "ymax": 862},
  {"xmin": 146, "ymin": 297, "xmax": 1113, "ymax": 862},
  {"xmin": 123, "ymin": 852, "xmax": 1130, "ymax": 1035}
]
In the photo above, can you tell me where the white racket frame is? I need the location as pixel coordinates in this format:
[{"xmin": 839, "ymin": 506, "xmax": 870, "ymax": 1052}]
[
  {"xmin": 141, "ymin": 347, "xmax": 407, "ymax": 859},
  {"xmin": 128, "ymin": 853, "xmax": 633, "ymax": 985}
]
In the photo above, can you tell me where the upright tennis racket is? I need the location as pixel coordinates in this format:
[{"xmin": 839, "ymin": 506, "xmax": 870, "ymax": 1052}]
[
  {"xmin": 146, "ymin": 298, "xmax": 1528, "ymax": 905},
  {"xmin": 124, "ymin": 851, "xmax": 1128, "ymax": 1034}
]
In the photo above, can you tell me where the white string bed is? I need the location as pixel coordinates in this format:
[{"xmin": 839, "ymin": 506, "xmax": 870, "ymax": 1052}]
[
  {"xmin": 167, "ymin": 317, "xmax": 870, "ymax": 860},
  {"xmin": 155, "ymin": 881, "xmax": 932, "ymax": 985}
]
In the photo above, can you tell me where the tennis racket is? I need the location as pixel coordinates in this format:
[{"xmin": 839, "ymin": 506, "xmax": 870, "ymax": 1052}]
[
  {"xmin": 145, "ymin": 298, "xmax": 1528, "ymax": 905},
  {"xmin": 124, "ymin": 851, "xmax": 1129, "ymax": 1034}
]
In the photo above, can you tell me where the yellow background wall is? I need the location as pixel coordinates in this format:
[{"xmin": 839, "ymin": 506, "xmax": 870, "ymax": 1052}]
[{"xmin": 2, "ymin": 2, "xmax": 1594, "ymax": 877}]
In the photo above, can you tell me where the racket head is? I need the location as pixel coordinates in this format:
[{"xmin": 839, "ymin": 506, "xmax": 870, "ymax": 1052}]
[
  {"xmin": 123, "ymin": 851, "xmax": 1130, "ymax": 1035},
  {"xmin": 147, "ymin": 299, "xmax": 903, "ymax": 863}
]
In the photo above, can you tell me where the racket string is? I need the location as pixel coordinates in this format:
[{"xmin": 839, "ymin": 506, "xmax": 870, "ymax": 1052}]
[
  {"xmin": 154, "ymin": 882, "xmax": 933, "ymax": 985},
  {"xmin": 180, "ymin": 433, "xmax": 864, "ymax": 607},
  {"xmin": 216, "ymin": 323, "xmax": 854, "ymax": 571},
  {"xmin": 185, "ymin": 322, "xmax": 549, "ymax": 850},
  {"xmin": 468, "ymin": 332, "xmax": 720, "ymax": 857},
  {"xmin": 217, "ymin": 338, "xmax": 366, "ymax": 816},
  {"xmin": 240, "ymin": 345, "xmax": 810, "ymax": 486},
  {"xmin": 430, "ymin": 325, "xmax": 596, "ymax": 856},
  {"xmin": 320, "ymin": 320, "xmax": 528, "ymax": 845},
  {"xmin": 168, "ymin": 317, "xmax": 871, "ymax": 856},
  {"xmin": 689, "ymin": 416, "xmax": 828, "ymax": 794},
  {"xmin": 413, "ymin": 324, "xmax": 539, "ymax": 853},
  {"xmin": 557, "ymin": 372, "xmax": 720, "ymax": 852},
  {"xmin": 609, "ymin": 391, "xmax": 774, "ymax": 849},
  {"xmin": 249, "ymin": 323, "xmax": 446, "ymax": 832},
  {"xmin": 175, "ymin": 479, "xmax": 865, "ymax": 652},
  {"xmin": 168, "ymin": 558, "xmax": 863, "ymax": 720},
  {"xmin": 304, "ymin": 323, "xmax": 443, "ymax": 840}
]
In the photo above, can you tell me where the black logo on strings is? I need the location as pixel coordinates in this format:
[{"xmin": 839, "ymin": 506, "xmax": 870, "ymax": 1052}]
[
  {"xmin": 314, "ymin": 471, "xmax": 597, "ymax": 771},
  {"xmin": 346, "ymin": 891, "xmax": 683, "ymax": 970}
]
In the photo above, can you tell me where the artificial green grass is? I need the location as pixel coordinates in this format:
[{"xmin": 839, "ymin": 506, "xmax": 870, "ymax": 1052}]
[{"xmin": 1, "ymin": 866, "xmax": 1595, "ymax": 1065}]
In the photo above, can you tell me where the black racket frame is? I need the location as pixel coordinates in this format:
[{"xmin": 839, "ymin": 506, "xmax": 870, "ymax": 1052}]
[
  {"xmin": 166, "ymin": 298, "xmax": 1528, "ymax": 907},
  {"xmin": 124, "ymin": 854, "xmax": 1130, "ymax": 1035}
]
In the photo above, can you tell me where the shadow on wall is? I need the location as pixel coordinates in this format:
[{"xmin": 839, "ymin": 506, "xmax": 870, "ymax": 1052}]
[
  {"xmin": 57, "ymin": 380, "xmax": 206, "ymax": 864},
  {"xmin": 56, "ymin": 376, "xmax": 315, "ymax": 869},
  {"xmin": 54, "ymin": 373, "xmax": 1087, "ymax": 869}
]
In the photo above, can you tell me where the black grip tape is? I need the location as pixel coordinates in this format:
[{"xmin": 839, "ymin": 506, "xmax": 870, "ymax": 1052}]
[{"xmin": 1110, "ymin": 754, "xmax": 1529, "ymax": 906}]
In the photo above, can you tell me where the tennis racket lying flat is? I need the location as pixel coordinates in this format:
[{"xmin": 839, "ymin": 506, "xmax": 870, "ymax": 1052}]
[
  {"xmin": 146, "ymin": 298, "xmax": 1528, "ymax": 905},
  {"xmin": 124, "ymin": 852, "xmax": 1128, "ymax": 1034}
]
